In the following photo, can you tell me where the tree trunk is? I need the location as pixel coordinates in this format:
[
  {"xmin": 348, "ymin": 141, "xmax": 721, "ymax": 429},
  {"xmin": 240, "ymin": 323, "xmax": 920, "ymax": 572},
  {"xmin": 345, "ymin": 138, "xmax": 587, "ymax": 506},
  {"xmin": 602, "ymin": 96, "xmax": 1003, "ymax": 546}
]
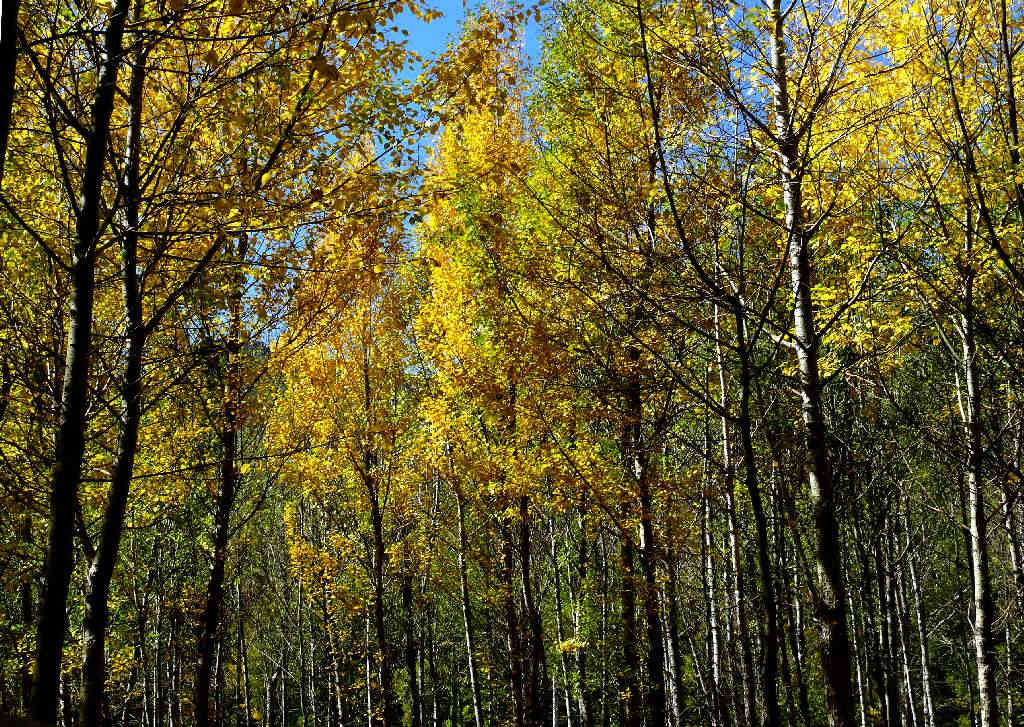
[
  {"xmin": 702, "ymin": 495, "xmax": 729, "ymax": 727},
  {"xmin": 32, "ymin": 0, "xmax": 132, "ymax": 718},
  {"xmin": 20, "ymin": 515, "xmax": 32, "ymax": 714},
  {"xmin": 519, "ymin": 495, "xmax": 548, "ymax": 727},
  {"xmin": 504, "ymin": 525, "xmax": 527, "ymax": 727},
  {"xmin": 299, "ymin": 580, "xmax": 309, "ymax": 727},
  {"xmin": 770, "ymin": 2, "xmax": 854, "ymax": 723},
  {"xmin": 892, "ymin": 552, "xmax": 918, "ymax": 727},
  {"xmin": 455, "ymin": 489, "xmax": 484, "ymax": 727},
  {"xmin": 403, "ymin": 570, "xmax": 422, "ymax": 727},
  {"xmin": 619, "ymin": 533, "xmax": 642, "ymax": 727},
  {"xmin": 847, "ymin": 593, "xmax": 867, "ymax": 727},
  {"xmin": 734, "ymin": 305, "xmax": 782, "ymax": 727},
  {"xmin": 197, "ymin": 235, "xmax": 246, "ymax": 727},
  {"xmin": 239, "ymin": 583, "xmax": 252, "ymax": 727},
  {"xmin": 80, "ymin": 35, "xmax": 148, "ymax": 727},
  {"xmin": 369, "ymin": 494, "xmax": 397, "ymax": 727},
  {"xmin": 623, "ymin": 339, "xmax": 666, "ymax": 727},
  {"xmin": 551, "ymin": 527, "xmax": 574, "ymax": 727},
  {"xmin": 960, "ymin": 262, "xmax": 999, "ymax": 727},
  {"xmin": 197, "ymin": 419, "xmax": 236, "ymax": 727},
  {"xmin": 714, "ymin": 306, "xmax": 759, "ymax": 727},
  {"xmin": 779, "ymin": 524, "xmax": 810, "ymax": 727},
  {"xmin": 575, "ymin": 514, "xmax": 595, "ymax": 727},
  {"xmin": 0, "ymin": 0, "xmax": 20, "ymax": 186},
  {"xmin": 874, "ymin": 534, "xmax": 899, "ymax": 727},
  {"xmin": 666, "ymin": 545, "xmax": 687, "ymax": 727}
]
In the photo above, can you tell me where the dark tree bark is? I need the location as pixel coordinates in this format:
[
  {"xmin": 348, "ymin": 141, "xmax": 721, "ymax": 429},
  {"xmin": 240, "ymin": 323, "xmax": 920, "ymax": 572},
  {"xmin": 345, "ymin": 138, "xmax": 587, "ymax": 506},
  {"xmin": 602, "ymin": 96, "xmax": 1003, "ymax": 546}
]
[
  {"xmin": 31, "ymin": 0, "xmax": 132, "ymax": 719},
  {"xmin": 733, "ymin": 304, "xmax": 782, "ymax": 727},
  {"xmin": 666, "ymin": 543, "xmax": 687, "ymax": 727},
  {"xmin": 519, "ymin": 494, "xmax": 548, "ymax": 727},
  {"xmin": 403, "ymin": 570, "xmax": 422, "ymax": 727},
  {"xmin": 570, "ymin": 511, "xmax": 595, "ymax": 727},
  {"xmin": 238, "ymin": 583, "xmax": 252, "ymax": 727},
  {"xmin": 196, "ymin": 391, "xmax": 237, "ymax": 727},
  {"xmin": 619, "ymin": 534, "xmax": 642, "ymax": 727},
  {"xmin": 19, "ymin": 514, "xmax": 32, "ymax": 714},
  {"xmin": 197, "ymin": 234, "xmax": 248, "ymax": 727},
  {"xmin": 80, "ymin": 32, "xmax": 147, "ymax": 727},
  {"xmin": 369, "ymin": 492, "xmax": 398, "ymax": 727},
  {"xmin": 769, "ymin": 1, "xmax": 854, "ymax": 722},
  {"xmin": 874, "ymin": 529, "xmax": 900, "ymax": 727},
  {"xmin": 504, "ymin": 525, "xmax": 528, "ymax": 727},
  {"xmin": 455, "ymin": 488, "xmax": 484, "ymax": 727},
  {"xmin": 638, "ymin": 481, "xmax": 666, "ymax": 727},
  {"xmin": 0, "ymin": 0, "xmax": 19, "ymax": 186}
]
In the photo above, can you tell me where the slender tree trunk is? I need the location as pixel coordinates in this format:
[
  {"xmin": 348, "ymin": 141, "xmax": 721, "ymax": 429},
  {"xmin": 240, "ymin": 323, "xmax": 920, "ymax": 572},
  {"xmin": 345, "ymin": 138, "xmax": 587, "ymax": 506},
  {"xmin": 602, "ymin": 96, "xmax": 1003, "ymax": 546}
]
[
  {"xmin": 875, "ymin": 533, "xmax": 899, "ymax": 727},
  {"xmin": 714, "ymin": 306, "xmax": 759, "ymax": 727},
  {"xmin": 999, "ymin": 0, "xmax": 1024, "ymax": 218},
  {"xmin": 322, "ymin": 593, "xmax": 342, "ymax": 727},
  {"xmin": 427, "ymin": 602, "xmax": 440, "ymax": 727},
  {"xmin": 623, "ymin": 343, "xmax": 666, "ymax": 727},
  {"xmin": 619, "ymin": 534, "xmax": 642, "ymax": 727},
  {"xmin": 308, "ymin": 592, "xmax": 318, "ymax": 727},
  {"xmin": 171, "ymin": 611, "xmax": 183, "ymax": 727},
  {"xmin": 455, "ymin": 489, "xmax": 484, "ymax": 727},
  {"xmin": 724, "ymin": 485, "xmax": 754, "ymax": 727},
  {"xmin": 853, "ymin": 513, "xmax": 885, "ymax": 725},
  {"xmin": 519, "ymin": 495, "xmax": 548, "ymax": 727},
  {"xmin": 298, "ymin": 579, "xmax": 309, "ymax": 727},
  {"xmin": 505, "ymin": 525, "xmax": 528, "ymax": 727},
  {"xmin": 769, "ymin": 2, "xmax": 854, "ymax": 723},
  {"xmin": 599, "ymin": 535, "xmax": 610, "ymax": 727},
  {"xmin": 779, "ymin": 526, "xmax": 810, "ymax": 727},
  {"xmin": 575, "ymin": 515, "xmax": 595, "ymax": 727},
  {"xmin": 278, "ymin": 644, "xmax": 285, "ymax": 727},
  {"xmin": 848, "ymin": 594, "xmax": 867, "ymax": 727},
  {"xmin": 907, "ymin": 546, "xmax": 933, "ymax": 727},
  {"xmin": 893, "ymin": 555, "xmax": 917, "ymax": 727},
  {"xmin": 365, "ymin": 613, "xmax": 374, "ymax": 727},
  {"xmin": 369, "ymin": 494, "xmax": 397, "ymax": 727},
  {"xmin": 1001, "ymin": 482, "xmax": 1022, "ymax": 727},
  {"xmin": 552, "ymin": 528, "xmax": 574, "ymax": 727},
  {"xmin": 703, "ymin": 496, "xmax": 729, "ymax": 727},
  {"xmin": 154, "ymin": 582, "xmax": 163, "ymax": 727},
  {"xmin": 960, "ymin": 261, "xmax": 1000, "ymax": 727},
  {"xmin": 404, "ymin": 570, "xmax": 422, "ymax": 727},
  {"xmin": 20, "ymin": 515, "xmax": 32, "ymax": 714},
  {"xmin": 666, "ymin": 546, "xmax": 686, "ymax": 727},
  {"xmin": 80, "ymin": 35, "xmax": 148, "ymax": 727},
  {"xmin": 777, "ymin": 590, "xmax": 797, "ymax": 727},
  {"xmin": 734, "ymin": 306, "xmax": 782, "ymax": 727},
  {"xmin": 31, "ymin": 0, "xmax": 132, "ymax": 719},
  {"xmin": 216, "ymin": 637, "xmax": 227, "ymax": 727},
  {"xmin": 197, "ymin": 235, "xmax": 246, "ymax": 727},
  {"xmin": 238, "ymin": 583, "xmax": 252, "ymax": 727},
  {"xmin": 449, "ymin": 674, "xmax": 459, "ymax": 727}
]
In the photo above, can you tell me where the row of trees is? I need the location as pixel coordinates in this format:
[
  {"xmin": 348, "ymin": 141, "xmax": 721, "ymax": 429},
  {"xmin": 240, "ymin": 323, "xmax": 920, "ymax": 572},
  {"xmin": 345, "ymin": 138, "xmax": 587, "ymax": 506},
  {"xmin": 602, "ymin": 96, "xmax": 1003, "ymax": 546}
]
[{"xmin": 1, "ymin": 0, "xmax": 1022, "ymax": 727}]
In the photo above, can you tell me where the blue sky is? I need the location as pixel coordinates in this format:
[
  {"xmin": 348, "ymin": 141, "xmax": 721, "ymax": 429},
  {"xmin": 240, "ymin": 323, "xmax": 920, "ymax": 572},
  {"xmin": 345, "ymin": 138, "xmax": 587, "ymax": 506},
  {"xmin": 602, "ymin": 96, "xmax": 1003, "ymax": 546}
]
[{"xmin": 397, "ymin": 0, "xmax": 543, "ymax": 69}]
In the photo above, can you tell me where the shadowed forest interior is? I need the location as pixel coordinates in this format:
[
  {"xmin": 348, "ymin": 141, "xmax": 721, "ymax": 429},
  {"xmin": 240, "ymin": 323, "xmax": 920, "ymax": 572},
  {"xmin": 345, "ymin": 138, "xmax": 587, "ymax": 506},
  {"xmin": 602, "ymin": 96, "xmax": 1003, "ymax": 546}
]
[{"xmin": 0, "ymin": 0, "xmax": 1022, "ymax": 726}]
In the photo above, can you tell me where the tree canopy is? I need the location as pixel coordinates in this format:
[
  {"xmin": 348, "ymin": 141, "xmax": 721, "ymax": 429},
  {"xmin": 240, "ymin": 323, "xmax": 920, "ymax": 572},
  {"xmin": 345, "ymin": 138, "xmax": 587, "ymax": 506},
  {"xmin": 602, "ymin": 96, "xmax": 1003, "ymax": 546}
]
[{"xmin": 0, "ymin": 1, "xmax": 1022, "ymax": 727}]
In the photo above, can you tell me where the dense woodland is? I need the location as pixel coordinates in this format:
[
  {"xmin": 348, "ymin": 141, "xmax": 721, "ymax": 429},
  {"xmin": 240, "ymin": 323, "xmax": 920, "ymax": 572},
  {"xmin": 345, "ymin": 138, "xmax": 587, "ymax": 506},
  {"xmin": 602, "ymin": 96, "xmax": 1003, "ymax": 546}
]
[{"xmin": 0, "ymin": 0, "xmax": 1022, "ymax": 726}]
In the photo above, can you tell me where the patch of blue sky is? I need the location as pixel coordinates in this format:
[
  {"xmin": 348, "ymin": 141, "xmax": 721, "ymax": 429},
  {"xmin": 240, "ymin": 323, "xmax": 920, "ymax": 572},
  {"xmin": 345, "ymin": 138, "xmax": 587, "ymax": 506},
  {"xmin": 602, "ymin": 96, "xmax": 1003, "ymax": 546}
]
[{"xmin": 393, "ymin": 0, "xmax": 542, "ymax": 77}]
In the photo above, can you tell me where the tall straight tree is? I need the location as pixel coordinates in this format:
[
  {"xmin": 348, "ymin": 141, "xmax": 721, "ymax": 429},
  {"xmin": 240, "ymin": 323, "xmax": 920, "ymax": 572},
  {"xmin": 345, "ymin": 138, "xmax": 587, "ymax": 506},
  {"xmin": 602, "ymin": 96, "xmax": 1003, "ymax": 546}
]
[{"xmin": 31, "ymin": 0, "xmax": 132, "ymax": 718}]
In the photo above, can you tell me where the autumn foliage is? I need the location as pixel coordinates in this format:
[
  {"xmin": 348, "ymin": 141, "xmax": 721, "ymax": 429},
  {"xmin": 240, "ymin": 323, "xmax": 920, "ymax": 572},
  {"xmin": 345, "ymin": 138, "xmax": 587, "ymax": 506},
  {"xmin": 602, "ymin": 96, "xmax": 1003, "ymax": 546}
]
[{"xmin": 0, "ymin": 1, "xmax": 1023, "ymax": 727}]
